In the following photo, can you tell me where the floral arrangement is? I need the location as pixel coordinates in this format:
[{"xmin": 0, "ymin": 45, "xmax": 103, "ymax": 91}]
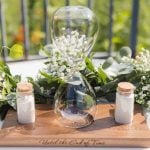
[
  {"xmin": 28, "ymin": 29, "xmax": 92, "ymax": 103},
  {"xmin": 84, "ymin": 47, "xmax": 150, "ymax": 107},
  {"xmin": 39, "ymin": 30, "xmax": 89, "ymax": 81},
  {"xmin": 0, "ymin": 43, "xmax": 150, "ymax": 110},
  {"xmin": 34, "ymin": 45, "xmax": 150, "ymax": 107},
  {"xmin": 122, "ymin": 49, "xmax": 150, "ymax": 106}
]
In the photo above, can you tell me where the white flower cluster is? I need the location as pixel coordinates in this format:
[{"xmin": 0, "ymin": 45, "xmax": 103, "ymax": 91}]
[
  {"xmin": 42, "ymin": 30, "xmax": 90, "ymax": 80},
  {"xmin": 122, "ymin": 49, "xmax": 150, "ymax": 106},
  {"xmin": 0, "ymin": 76, "xmax": 7, "ymax": 100},
  {"xmin": 122, "ymin": 49, "xmax": 150, "ymax": 72},
  {"xmin": 135, "ymin": 74, "xmax": 150, "ymax": 106}
]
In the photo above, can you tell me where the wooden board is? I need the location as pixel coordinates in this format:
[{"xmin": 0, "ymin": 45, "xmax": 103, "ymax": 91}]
[{"xmin": 0, "ymin": 104, "xmax": 150, "ymax": 147}]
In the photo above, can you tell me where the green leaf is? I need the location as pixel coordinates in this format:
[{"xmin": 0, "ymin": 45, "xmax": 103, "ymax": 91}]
[
  {"xmin": 7, "ymin": 92, "xmax": 16, "ymax": 110},
  {"xmin": 85, "ymin": 57, "xmax": 96, "ymax": 72},
  {"xmin": 100, "ymin": 78, "xmax": 118, "ymax": 93},
  {"xmin": 102, "ymin": 57, "xmax": 114, "ymax": 69},
  {"xmin": 2, "ymin": 87, "xmax": 7, "ymax": 96},
  {"xmin": 119, "ymin": 46, "xmax": 132, "ymax": 58},
  {"xmin": 117, "ymin": 64, "xmax": 134, "ymax": 75},
  {"xmin": 98, "ymin": 67, "xmax": 108, "ymax": 84},
  {"xmin": 27, "ymin": 77, "xmax": 42, "ymax": 94},
  {"xmin": 86, "ymin": 73, "xmax": 97, "ymax": 79},
  {"xmin": 13, "ymin": 75, "xmax": 21, "ymax": 83},
  {"xmin": 40, "ymin": 71, "xmax": 63, "ymax": 84},
  {"xmin": 5, "ymin": 77, "xmax": 12, "ymax": 93},
  {"xmin": 5, "ymin": 74, "xmax": 17, "ymax": 87}
]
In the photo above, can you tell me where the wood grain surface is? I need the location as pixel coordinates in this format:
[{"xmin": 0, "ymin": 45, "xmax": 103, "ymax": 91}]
[{"xmin": 0, "ymin": 104, "xmax": 150, "ymax": 147}]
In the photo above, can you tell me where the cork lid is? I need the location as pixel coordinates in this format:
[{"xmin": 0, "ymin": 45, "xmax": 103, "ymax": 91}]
[
  {"xmin": 17, "ymin": 82, "xmax": 33, "ymax": 93},
  {"xmin": 118, "ymin": 82, "xmax": 135, "ymax": 93}
]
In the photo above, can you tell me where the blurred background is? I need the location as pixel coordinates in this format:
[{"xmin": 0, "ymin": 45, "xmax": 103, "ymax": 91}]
[{"xmin": 0, "ymin": 0, "xmax": 149, "ymax": 61}]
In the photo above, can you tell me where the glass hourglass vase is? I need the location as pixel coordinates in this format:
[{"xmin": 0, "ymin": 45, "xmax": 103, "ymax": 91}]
[
  {"xmin": 51, "ymin": 6, "xmax": 99, "ymax": 57},
  {"xmin": 54, "ymin": 73, "xmax": 97, "ymax": 128},
  {"xmin": 51, "ymin": 6, "xmax": 99, "ymax": 128}
]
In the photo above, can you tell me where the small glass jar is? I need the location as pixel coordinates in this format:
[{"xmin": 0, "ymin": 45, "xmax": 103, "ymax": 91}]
[
  {"xmin": 115, "ymin": 82, "xmax": 135, "ymax": 124},
  {"xmin": 16, "ymin": 82, "xmax": 35, "ymax": 124}
]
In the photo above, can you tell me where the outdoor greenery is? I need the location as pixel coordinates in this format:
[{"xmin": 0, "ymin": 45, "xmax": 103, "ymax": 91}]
[
  {"xmin": 0, "ymin": 1, "xmax": 149, "ymax": 111},
  {"xmin": 0, "ymin": 42, "xmax": 149, "ymax": 110},
  {"xmin": 1, "ymin": 0, "xmax": 150, "ymax": 56},
  {"xmin": 0, "ymin": 44, "xmax": 22, "ymax": 108},
  {"xmin": 32, "ymin": 45, "xmax": 150, "ymax": 107}
]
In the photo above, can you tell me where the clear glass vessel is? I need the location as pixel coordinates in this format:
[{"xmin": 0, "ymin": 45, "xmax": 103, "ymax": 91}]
[
  {"xmin": 51, "ymin": 5, "xmax": 99, "ymax": 58},
  {"xmin": 51, "ymin": 6, "xmax": 99, "ymax": 128},
  {"xmin": 54, "ymin": 73, "xmax": 97, "ymax": 128}
]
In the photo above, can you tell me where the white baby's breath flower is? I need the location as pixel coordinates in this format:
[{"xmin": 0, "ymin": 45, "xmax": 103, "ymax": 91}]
[
  {"xmin": 41, "ymin": 30, "xmax": 90, "ymax": 81},
  {"xmin": 121, "ymin": 48, "xmax": 150, "ymax": 106},
  {"xmin": 60, "ymin": 72, "xmax": 64, "ymax": 78},
  {"xmin": 123, "ymin": 49, "xmax": 150, "ymax": 72},
  {"xmin": 142, "ymin": 85, "xmax": 150, "ymax": 91},
  {"xmin": 52, "ymin": 72, "xmax": 56, "ymax": 76}
]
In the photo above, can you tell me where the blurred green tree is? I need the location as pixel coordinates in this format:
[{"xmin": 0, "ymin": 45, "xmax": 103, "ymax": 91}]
[{"xmin": 1, "ymin": 0, "xmax": 150, "ymax": 57}]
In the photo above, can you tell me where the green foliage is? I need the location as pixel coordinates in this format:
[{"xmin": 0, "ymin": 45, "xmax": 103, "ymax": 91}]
[
  {"xmin": 82, "ymin": 57, "xmax": 111, "ymax": 88},
  {"xmin": 119, "ymin": 46, "xmax": 132, "ymax": 57},
  {"xmin": 102, "ymin": 57, "xmax": 114, "ymax": 69},
  {"xmin": 27, "ymin": 75, "xmax": 60, "ymax": 104},
  {"xmin": 27, "ymin": 70, "xmax": 64, "ymax": 104},
  {"xmin": 0, "ymin": 62, "xmax": 21, "ymax": 109},
  {"xmin": 115, "ymin": 46, "xmax": 132, "ymax": 63},
  {"xmin": 82, "ymin": 46, "xmax": 150, "ymax": 105},
  {"xmin": 2, "ymin": 0, "xmax": 150, "ymax": 54},
  {"xmin": 82, "ymin": 46, "xmax": 135, "ymax": 100},
  {"xmin": 0, "ymin": 44, "xmax": 22, "ymax": 109},
  {"xmin": 135, "ymin": 72, "xmax": 150, "ymax": 106},
  {"xmin": 40, "ymin": 71, "xmax": 64, "ymax": 85},
  {"xmin": 7, "ymin": 93, "xmax": 17, "ymax": 110},
  {"xmin": 0, "ymin": 44, "xmax": 149, "ymax": 108},
  {"xmin": 27, "ymin": 77, "xmax": 42, "ymax": 95},
  {"xmin": 92, "ymin": 0, "xmax": 110, "ymax": 51},
  {"xmin": 112, "ymin": 0, "xmax": 131, "ymax": 51}
]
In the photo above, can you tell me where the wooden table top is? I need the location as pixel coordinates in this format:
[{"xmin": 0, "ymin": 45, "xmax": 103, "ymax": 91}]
[{"xmin": 0, "ymin": 104, "xmax": 150, "ymax": 147}]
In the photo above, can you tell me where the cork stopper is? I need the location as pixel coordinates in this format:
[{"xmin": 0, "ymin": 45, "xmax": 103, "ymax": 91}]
[
  {"xmin": 17, "ymin": 82, "xmax": 33, "ymax": 93},
  {"xmin": 117, "ymin": 82, "xmax": 135, "ymax": 94}
]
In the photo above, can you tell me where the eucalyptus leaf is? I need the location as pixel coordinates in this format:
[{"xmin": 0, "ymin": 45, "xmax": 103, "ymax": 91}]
[
  {"xmin": 119, "ymin": 46, "xmax": 132, "ymax": 58},
  {"xmin": 102, "ymin": 57, "xmax": 114, "ymax": 69},
  {"xmin": 117, "ymin": 64, "xmax": 134, "ymax": 75}
]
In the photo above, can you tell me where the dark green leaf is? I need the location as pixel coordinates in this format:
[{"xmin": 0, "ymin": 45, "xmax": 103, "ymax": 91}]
[
  {"xmin": 7, "ymin": 92, "xmax": 16, "ymax": 110},
  {"xmin": 27, "ymin": 77, "xmax": 42, "ymax": 94}
]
